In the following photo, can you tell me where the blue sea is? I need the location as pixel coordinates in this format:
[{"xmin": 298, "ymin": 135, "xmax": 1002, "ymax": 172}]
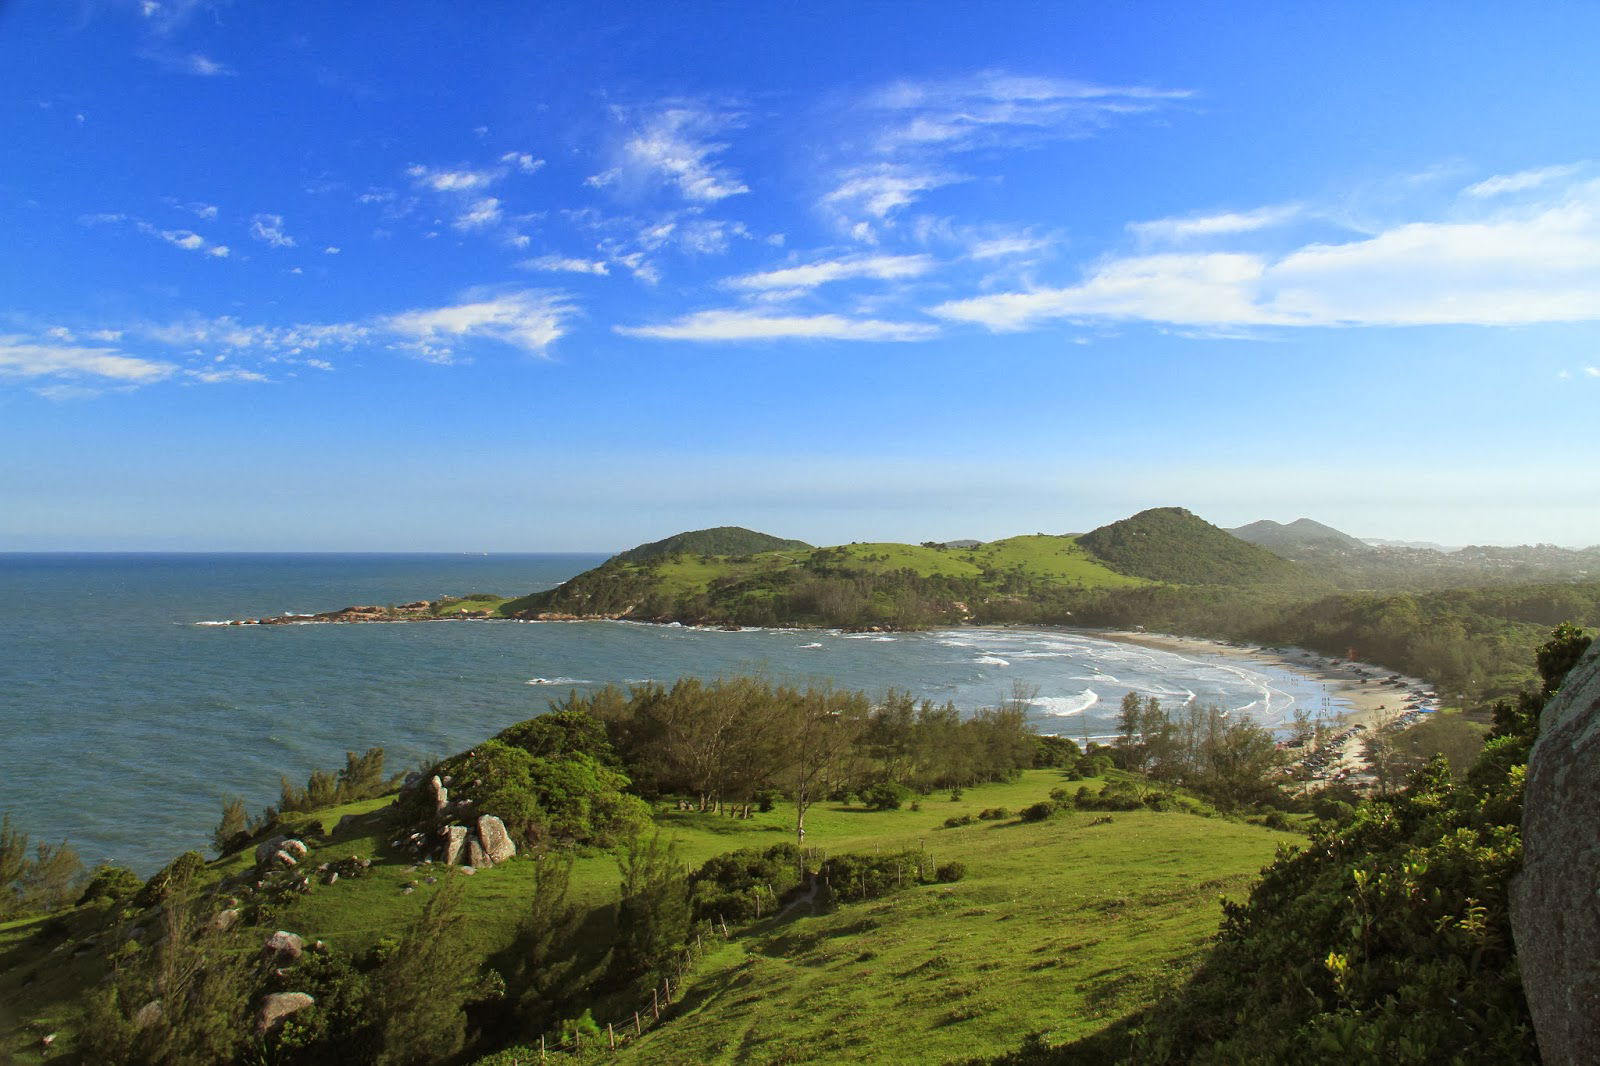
[{"xmin": 0, "ymin": 554, "xmax": 1350, "ymax": 871}]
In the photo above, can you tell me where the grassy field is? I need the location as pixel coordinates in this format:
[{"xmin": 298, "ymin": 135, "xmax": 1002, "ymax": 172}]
[
  {"xmin": 0, "ymin": 771, "xmax": 1292, "ymax": 1064},
  {"xmin": 957, "ymin": 535, "xmax": 1151, "ymax": 589},
  {"xmin": 607, "ymin": 798, "xmax": 1283, "ymax": 1065}
]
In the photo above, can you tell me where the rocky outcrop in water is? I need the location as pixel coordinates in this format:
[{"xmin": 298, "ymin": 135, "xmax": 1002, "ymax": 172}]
[{"xmin": 1511, "ymin": 640, "xmax": 1600, "ymax": 1066}]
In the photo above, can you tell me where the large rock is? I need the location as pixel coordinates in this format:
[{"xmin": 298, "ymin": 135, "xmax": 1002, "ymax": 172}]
[
  {"xmin": 441, "ymin": 825, "xmax": 469, "ymax": 866},
  {"xmin": 467, "ymin": 839, "xmax": 489, "ymax": 869},
  {"xmin": 430, "ymin": 775, "xmax": 449, "ymax": 812},
  {"xmin": 263, "ymin": 930, "xmax": 305, "ymax": 960},
  {"xmin": 1511, "ymin": 641, "xmax": 1600, "ymax": 1066},
  {"xmin": 477, "ymin": 815, "xmax": 516, "ymax": 865},
  {"xmin": 257, "ymin": 992, "xmax": 315, "ymax": 1034},
  {"xmin": 254, "ymin": 835, "xmax": 289, "ymax": 865},
  {"xmin": 133, "ymin": 1000, "xmax": 162, "ymax": 1030}
]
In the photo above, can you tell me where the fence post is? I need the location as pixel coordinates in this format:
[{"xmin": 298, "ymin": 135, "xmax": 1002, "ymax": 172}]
[
  {"xmin": 635, "ymin": 1010, "xmax": 642, "ymax": 1035},
  {"xmin": 653, "ymin": 985, "xmax": 660, "ymax": 1018},
  {"xmin": 608, "ymin": 1022, "xmax": 615, "ymax": 1050},
  {"xmin": 540, "ymin": 1034, "xmax": 546, "ymax": 1062}
]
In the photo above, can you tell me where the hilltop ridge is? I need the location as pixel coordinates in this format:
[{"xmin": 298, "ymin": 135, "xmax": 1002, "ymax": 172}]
[
  {"xmin": 1079, "ymin": 507, "xmax": 1311, "ymax": 586},
  {"xmin": 612, "ymin": 526, "xmax": 812, "ymax": 564}
]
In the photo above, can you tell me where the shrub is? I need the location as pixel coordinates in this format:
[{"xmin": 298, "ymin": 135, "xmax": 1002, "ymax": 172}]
[
  {"xmin": 935, "ymin": 861, "xmax": 966, "ymax": 883},
  {"xmin": 943, "ymin": 814, "xmax": 975, "ymax": 828},
  {"xmin": 861, "ymin": 781, "xmax": 912, "ymax": 810},
  {"xmin": 1019, "ymin": 801, "xmax": 1059, "ymax": 822},
  {"xmin": 818, "ymin": 849, "xmax": 935, "ymax": 903},
  {"xmin": 977, "ymin": 807, "xmax": 1010, "ymax": 820},
  {"xmin": 689, "ymin": 843, "xmax": 803, "ymax": 923}
]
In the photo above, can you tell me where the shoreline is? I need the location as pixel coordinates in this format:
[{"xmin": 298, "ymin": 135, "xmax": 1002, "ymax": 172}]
[{"xmin": 1086, "ymin": 628, "xmax": 1430, "ymax": 732}]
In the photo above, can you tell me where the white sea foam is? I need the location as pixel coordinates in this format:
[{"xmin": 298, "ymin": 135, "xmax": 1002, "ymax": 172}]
[
  {"xmin": 799, "ymin": 642, "xmax": 823, "ymax": 649},
  {"xmin": 525, "ymin": 677, "xmax": 590, "ymax": 686},
  {"xmin": 1030, "ymin": 690, "xmax": 1099, "ymax": 716},
  {"xmin": 975, "ymin": 655, "xmax": 1010, "ymax": 666}
]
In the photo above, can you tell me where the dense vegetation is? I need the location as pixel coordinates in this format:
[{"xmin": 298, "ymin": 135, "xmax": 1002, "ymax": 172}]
[
  {"xmin": 1010, "ymin": 623, "xmax": 1593, "ymax": 1065},
  {"xmin": 1077, "ymin": 507, "xmax": 1313, "ymax": 586},
  {"xmin": 611, "ymin": 526, "xmax": 813, "ymax": 565}
]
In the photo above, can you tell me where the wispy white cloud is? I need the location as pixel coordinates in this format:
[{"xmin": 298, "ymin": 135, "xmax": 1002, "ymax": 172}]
[
  {"xmin": 382, "ymin": 290, "xmax": 572, "ymax": 361},
  {"xmin": 517, "ymin": 255, "xmax": 610, "ymax": 276},
  {"xmin": 1129, "ymin": 205, "xmax": 1302, "ymax": 242},
  {"xmin": 932, "ymin": 176, "xmax": 1600, "ymax": 331},
  {"xmin": 965, "ymin": 233, "xmax": 1056, "ymax": 260},
  {"xmin": 136, "ymin": 221, "xmax": 230, "ymax": 257},
  {"xmin": 725, "ymin": 254, "xmax": 936, "ymax": 293},
  {"xmin": 323, "ymin": 246, "xmax": 340, "ymax": 255},
  {"xmin": 186, "ymin": 201, "xmax": 218, "ymax": 220},
  {"xmin": 864, "ymin": 72, "xmax": 1193, "ymax": 156},
  {"xmin": 1465, "ymin": 164, "xmax": 1582, "ymax": 198},
  {"xmin": 500, "ymin": 151, "xmax": 545, "ymax": 174},
  {"xmin": 0, "ymin": 335, "xmax": 178, "ymax": 383},
  {"xmin": 452, "ymin": 197, "xmax": 503, "ymax": 231},
  {"xmin": 186, "ymin": 365, "xmax": 270, "ymax": 384},
  {"xmin": 616, "ymin": 309, "xmax": 937, "ymax": 342},
  {"xmin": 590, "ymin": 105, "xmax": 749, "ymax": 203},
  {"xmin": 249, "ymin": 213, "xmax": 296, "ymax": 248},
  {"xmin": 184, "ymin": 53, "xmax": 230, "ymax": 76},
  {"xmin": 405, "ymin": 165, "xmax": 500, "ymax": 193}
]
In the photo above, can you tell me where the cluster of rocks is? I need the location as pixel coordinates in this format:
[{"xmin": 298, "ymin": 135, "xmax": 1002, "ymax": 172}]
[
  {"xmin": 394, "ymin": 773, "xmax": 517, "ymax": 869},
  {"xmin": 254, "ymin": 835, "xmax": 309, "ymax": 873}
]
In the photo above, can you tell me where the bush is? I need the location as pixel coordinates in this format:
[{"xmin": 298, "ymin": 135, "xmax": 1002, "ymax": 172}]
[
  {"xmin": 935, "ymin": 861, "xmax": 966, "ymax": 883},
  {"xmin": 1019, "ymin": 801, "xmax": 1059, "ymax": 822},
  {"xmin": 943, "ymin": 814, "xmax": 975, "ymax": 828},
  {"xmin": 818, "ymin": 849, "xmax": 935, "ymax": 903},
  {"xmin": 977, "ymin": 807, "xmax": 1010, "ymax": 820},
  {"xmin": 861, "ymin": 781, "xmax": 912, "ymax": 810},
  {"xmin": 689, "ymin": 843, "xmax": 803, "ymax": 923}
]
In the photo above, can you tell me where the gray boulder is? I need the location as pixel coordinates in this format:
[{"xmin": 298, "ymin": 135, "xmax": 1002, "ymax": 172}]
[
  {"xmin": 442, "ymin": 825, "xmax": 469, "ymax": 865},
  {"xmin": 254, "ymin": 835, "xmax": 288, "ymax": 865},
  {"xmin": 263, "ymin": 930, "xmax": 305, "ymax": 960},
  {"xmin": 209, "ymin": 908, "xmax": 241, "ymax": 933},
  {"xmin": 1511, "ymin": 640, "xmax": 1600, "ymax": 1066},
  {"xmin": 477, "ymin": 815, "xmax": 516, "ymax": 865},
  {"xmin": 467, "ymin": 838, "xmax": 489, "ymax": 869},
  {"xmin": 257, "ymin": 991, "xmax": 315, "ymax": 1034},
  {"xmin": 430, "ymin": 775, "xmax": 449, "ymax": 812},
  {"xmin": 133, "ymin": 1000, "xmax": 162, "ymax": 1030}
]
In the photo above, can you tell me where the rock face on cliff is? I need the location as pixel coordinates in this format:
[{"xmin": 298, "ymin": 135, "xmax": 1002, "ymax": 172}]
[{"xmin": 1512, "ymin": 640, "xmax": 1600, "ymax": 1066}]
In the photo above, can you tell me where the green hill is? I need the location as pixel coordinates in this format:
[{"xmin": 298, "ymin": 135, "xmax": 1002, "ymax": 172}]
[
  {"xmin": 612, "ymin": 526, "xmax": 812, "ymax": 565},
  {"xmin": 506, "ymin": 530, "xmax": 1148, "ymax": 628},
  {"xmin": 1080, "ymin": 507, "xmax": 1313, "ymax": 586}
]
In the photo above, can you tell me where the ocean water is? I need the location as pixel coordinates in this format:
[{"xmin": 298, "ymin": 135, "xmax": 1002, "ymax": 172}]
[{"xmin": 0, "ymin": 554, "xmax": 1350, "ymax": 871}]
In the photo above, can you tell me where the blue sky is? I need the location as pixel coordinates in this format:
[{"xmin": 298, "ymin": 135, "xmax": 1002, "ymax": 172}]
[{"xmin": 3, "ymin": 1, "xmax": 1598, "ymax": 550}]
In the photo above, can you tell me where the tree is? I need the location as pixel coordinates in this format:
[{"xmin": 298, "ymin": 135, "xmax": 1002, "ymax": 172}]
[
  {"xmin": 372, "ymin": 878, "xmax": 481, "ymax": 1065},
  {"xmin": 81, "ymin": 889, "xmax": 253, "ymax": 1065},
  {"xmin": 515, "ymin": 851, "xmax": 582, "ymax": 1030},
  {"xmin": 784, "ymin": 688, "xmax": 867, "ymax": 850},
  {"xmin": 608, "ymin": 832, "xmax": 691, "ymax": 985},
  {"xmin": 212, "ymin": 797, "xmax": 248, "ymax": 855}
]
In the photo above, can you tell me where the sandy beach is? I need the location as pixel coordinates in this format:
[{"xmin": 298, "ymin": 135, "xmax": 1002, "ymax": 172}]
[{"xmin": 1090, "ymin": 629, "xmax": 1429, "ymax": 731}]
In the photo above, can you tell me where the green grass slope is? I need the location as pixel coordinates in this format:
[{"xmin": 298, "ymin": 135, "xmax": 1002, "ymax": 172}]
[
  {"xmin": 0, "ymin": 772, "xmax": 1289, "ymax": 1065},
  {"xmin": 1079, "ymin": 507, "xmax": 1313, "ymax": 586},
  {"xmin": 607, "ymin": 802, "xmax": 1284, "ymax": 1065}
]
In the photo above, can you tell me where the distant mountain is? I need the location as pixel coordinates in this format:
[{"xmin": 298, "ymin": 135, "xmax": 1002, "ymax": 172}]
[
  {"xmin": 1230, "ymin": 518, "xmax": 1373, "ymax": 557},
  {"xmin": 1363, "ymin": 538, "xmax": 1464, "ymax": 553},
  {"xmin": 611, "ymin": 526, "xmax": 812, "ymax": 564},
  {"xmin": 1079, "ymin": 507, "xmax": 1310, "ymax": 586}
]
